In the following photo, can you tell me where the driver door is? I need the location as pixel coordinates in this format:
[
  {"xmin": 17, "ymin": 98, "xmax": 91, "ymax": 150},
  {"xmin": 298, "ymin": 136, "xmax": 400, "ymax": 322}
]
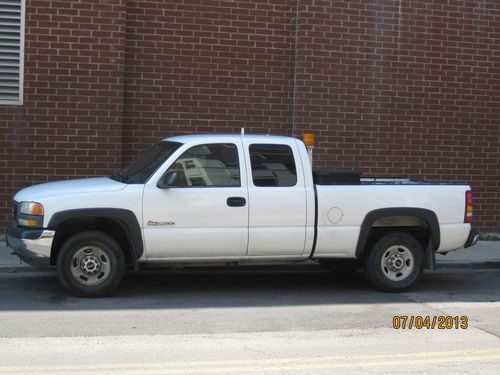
[{"xmin": 142, "ymin": 141, "xmax": 249, "ymax": 259}]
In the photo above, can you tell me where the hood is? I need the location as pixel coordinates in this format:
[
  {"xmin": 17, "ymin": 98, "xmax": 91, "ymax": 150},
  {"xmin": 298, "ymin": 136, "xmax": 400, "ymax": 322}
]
[{"xmin": 14, "ymin": 177, "xmax": 127, "ymax": 202}]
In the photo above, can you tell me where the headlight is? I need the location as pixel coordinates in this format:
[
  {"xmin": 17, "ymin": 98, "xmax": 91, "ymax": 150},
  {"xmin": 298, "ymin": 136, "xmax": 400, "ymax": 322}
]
[
  {"xmin": 19, "ymin": 202, "xmax": 44, "ymax": 216},
  {"xmin": 18, "ymin": 202, "xmax": 44, "ymax": 228}
]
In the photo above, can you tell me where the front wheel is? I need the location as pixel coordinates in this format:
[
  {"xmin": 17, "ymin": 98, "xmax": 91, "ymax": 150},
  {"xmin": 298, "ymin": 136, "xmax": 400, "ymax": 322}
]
[
  {"xmin": 364, "ymin": 232, "xmax": 424, "ymax": 292},
  {"xmin": 56, "ymin": 231, "xmax": 125, "ymax": 297}
]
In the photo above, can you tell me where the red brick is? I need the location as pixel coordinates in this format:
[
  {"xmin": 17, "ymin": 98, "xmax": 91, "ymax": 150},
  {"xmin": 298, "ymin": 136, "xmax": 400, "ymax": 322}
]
[{"xmin": 0, "ymin": 0, "xmax": 498, "ymax": 232}]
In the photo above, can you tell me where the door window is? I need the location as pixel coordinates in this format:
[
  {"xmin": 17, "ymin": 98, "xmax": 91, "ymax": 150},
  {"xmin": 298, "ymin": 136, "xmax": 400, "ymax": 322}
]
[
  {"xmin": 249, "ymin": 144, "xmax": 297, "ymax": 187},
  {"xmin": 166, "ymin": 143, "xmax": 240, "ymax": 187}
]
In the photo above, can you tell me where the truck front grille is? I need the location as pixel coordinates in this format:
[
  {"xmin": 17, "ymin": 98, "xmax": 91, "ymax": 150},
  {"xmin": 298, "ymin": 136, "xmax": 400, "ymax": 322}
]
[{"xmin": 12, "ymin": 201, "xmax": 18, "ymax": 218}]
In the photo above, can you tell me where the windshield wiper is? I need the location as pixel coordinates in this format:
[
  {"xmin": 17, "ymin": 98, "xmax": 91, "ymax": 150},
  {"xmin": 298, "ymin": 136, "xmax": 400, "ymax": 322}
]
[{"xmin": 111, "ymin": 170, "xmax": 128, "ymax": 183}]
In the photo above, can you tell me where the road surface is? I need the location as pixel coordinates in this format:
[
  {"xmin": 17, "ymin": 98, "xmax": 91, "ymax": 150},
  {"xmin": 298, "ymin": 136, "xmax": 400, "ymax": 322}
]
[{"xmin": 0, "ymin": 267, "xmax": 499, "ymax": 374}]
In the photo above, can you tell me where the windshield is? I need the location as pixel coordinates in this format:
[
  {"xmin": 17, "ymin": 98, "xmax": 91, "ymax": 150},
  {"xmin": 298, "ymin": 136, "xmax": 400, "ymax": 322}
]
[{"xmin": 111, "ymin": 141, "xmax": 182, "ymax": 184}]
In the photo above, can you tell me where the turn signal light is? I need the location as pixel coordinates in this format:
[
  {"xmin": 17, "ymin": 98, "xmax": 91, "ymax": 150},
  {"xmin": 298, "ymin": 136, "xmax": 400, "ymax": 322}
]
[
  {"xmin": 464, "ymin": 190, "xmax": 473, "ymax": 223},
  {"xmin": 18, "ymin": 219, "xmax": 40, "ymax": 227}
]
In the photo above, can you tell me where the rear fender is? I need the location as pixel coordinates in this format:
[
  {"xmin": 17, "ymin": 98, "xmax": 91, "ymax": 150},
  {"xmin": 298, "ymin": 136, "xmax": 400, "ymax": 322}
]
[{"xmin": 355, "ymin": 208, "xmax": 440, "ymax": 259}]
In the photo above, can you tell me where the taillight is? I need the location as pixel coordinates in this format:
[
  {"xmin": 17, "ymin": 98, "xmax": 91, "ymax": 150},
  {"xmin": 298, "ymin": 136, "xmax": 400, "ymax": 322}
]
[{"xmin": 465, "ymin": 190, "xmax": 473, "ymax": 223}]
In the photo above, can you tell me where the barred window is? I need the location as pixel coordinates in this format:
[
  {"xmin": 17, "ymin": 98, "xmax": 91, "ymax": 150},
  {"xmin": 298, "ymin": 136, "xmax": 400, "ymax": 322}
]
[{"xmin": 0, "ymin": 0, "xmax": 24, "ymax": 105}]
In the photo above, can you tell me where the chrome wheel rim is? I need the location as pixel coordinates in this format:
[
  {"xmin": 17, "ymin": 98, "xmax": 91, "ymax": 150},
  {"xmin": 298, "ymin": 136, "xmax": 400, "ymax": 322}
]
[
  {"xmin": 70, "ymin": 246, "xmax": 111, "ymax": 286},
  {"xmin": 381, "ymin": 245, "xmax": 414, "ymax": 281}
]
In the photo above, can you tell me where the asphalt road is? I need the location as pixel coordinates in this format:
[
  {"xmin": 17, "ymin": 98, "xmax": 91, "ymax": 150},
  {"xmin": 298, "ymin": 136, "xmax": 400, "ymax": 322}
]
[{"xmin": 0, "ymin": 267, "xmax": 499, "ymax": 374}]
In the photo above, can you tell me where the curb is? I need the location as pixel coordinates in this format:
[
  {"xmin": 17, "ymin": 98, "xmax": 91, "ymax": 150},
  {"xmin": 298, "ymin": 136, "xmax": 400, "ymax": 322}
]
[
  {"xmin": 0, "ymin": 266, "xmax": 40, "ymax": 273},
  {"xmin": 436, "ymin": 261, "xmax": 500, "ymax": 270}
]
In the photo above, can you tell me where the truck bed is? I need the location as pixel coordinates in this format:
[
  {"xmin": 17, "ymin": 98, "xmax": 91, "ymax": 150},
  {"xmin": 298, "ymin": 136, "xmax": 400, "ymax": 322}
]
[{"xmin": 312, "ymin": 183, "xmax": 470, "ymax": 259}]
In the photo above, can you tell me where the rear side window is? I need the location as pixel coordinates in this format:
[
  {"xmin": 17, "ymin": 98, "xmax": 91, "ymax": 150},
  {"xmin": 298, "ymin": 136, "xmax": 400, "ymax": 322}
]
[
  {"xmin": 249, "ymin": 144, "xmax": 297, "ymax": 187},
  {"xmin": 166, "ymin": 143, "xmax": 240, "ymax": 187}
]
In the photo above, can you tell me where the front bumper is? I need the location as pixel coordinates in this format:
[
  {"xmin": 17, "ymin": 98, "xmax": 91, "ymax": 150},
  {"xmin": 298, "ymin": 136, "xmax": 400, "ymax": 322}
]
[
  {"xmin": 464, "ymin": 227, "xmax": 479, "ymax": 248},
  {"xmin": 5, "ymin": 221, "xmax": 55, "ymax": 268}
]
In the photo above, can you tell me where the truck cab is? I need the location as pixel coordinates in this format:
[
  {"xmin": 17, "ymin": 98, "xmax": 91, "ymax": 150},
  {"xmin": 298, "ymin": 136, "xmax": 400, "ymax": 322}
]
[{"xmin": 141, "ymin": 135, "xmax": 314, "ymax": 260}]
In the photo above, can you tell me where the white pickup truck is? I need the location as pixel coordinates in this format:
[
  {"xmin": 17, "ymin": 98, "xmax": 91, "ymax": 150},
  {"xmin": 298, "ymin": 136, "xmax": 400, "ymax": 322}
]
[{"xmin": 6, "ymin": 134, "xmax": 478, "ymax": 297}]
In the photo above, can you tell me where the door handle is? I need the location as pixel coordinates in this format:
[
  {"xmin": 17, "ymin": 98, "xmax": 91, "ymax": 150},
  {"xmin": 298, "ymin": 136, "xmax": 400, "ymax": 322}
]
[{"xmin": 227, "ymin": 197, "xmax": 246, "ymax": 207}]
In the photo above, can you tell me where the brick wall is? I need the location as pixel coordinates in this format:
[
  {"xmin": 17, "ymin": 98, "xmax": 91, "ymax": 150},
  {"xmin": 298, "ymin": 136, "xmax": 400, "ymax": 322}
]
[
  {"xmin": 122, "ymin": 0, "xmax": 297, "ymax": 163},
  {"xmin": 0, "ymin": 0, "xmax": 499, "ymax": 232},
  {"xmin": 293, "ymin": 0, "xmax": 500, "ymax": 231},
  {"xmin": 0, "ymin": 0, "xmax": 127, "ymax": 227}
]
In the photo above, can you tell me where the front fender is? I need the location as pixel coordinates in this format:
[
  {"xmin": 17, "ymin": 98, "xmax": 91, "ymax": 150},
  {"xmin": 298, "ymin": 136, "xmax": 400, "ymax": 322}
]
[{"xmin": 48, "ymin": 208, "xmax": 144, "ymax": 261}]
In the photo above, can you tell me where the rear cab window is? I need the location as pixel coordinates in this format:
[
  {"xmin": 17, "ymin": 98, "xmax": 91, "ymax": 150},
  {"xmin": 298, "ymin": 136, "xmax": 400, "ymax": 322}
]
[{"xmin": 249, "ymin": 144, "xmax": 297, "ymax": 187}]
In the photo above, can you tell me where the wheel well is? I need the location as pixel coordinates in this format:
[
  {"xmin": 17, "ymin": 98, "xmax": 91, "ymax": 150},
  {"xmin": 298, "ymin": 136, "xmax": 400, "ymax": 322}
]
[
  {"xmin": 364, "ymin": 225, "xmax": 430, "ymax": 258},
  {"xmin": 355, "ymin": 208, "xmax": 440, "ymax": 259},
  {"xmin": 50, "ymin": 218, "xmax": 133, "ymax": 266}
]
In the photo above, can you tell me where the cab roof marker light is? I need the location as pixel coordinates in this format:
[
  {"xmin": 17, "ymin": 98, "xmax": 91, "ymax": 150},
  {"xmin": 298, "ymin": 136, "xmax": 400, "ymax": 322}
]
[{"xmin": 303, "ymin": 133, "xmax": 315, "ymax": 147}]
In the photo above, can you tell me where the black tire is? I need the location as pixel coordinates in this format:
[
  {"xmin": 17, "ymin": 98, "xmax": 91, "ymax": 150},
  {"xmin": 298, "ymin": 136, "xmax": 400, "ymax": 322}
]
[
  {"xmin": 364, "ymin": 231, "xmax": 424, "ymax": 292},
  {"xmin": 56, "ymin": 231, "xmax": 125, "ymax": 297}
]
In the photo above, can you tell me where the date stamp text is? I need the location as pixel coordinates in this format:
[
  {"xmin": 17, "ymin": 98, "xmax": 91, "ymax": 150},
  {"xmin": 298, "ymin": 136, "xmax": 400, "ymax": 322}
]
[{"xmin": 393, "ymin": 315, "xmax": 468, "ymax": 330}]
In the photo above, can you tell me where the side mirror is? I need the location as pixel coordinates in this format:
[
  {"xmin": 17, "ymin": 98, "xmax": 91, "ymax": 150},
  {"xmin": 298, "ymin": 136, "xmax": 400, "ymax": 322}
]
[{"xmin": 157, "ymin": 171, "xmax": 186, "ymax": 189}]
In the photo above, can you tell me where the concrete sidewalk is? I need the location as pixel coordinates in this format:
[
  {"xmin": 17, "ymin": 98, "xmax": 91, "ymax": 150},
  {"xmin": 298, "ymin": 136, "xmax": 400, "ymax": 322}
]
[
  {"xmin": 0, "ymin": 240, "xmax": 499, "ymax": 273},
  {"xmin": 434, "ymin": 240, "xmax": 500, "ymax": 269},
  {"xmin": 0, "ymin": 240, "xmax": 29, "ymax": 272}
]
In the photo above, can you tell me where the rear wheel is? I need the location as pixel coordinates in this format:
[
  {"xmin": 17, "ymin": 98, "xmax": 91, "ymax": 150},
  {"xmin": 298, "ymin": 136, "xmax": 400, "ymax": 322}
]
[
  {"xmin": 364, "ymin": 231, "xmax": 424, "ymax": 292},
  {"xmin": 56, "ymin": 231, "xmax": 125, "ymax": 297}
]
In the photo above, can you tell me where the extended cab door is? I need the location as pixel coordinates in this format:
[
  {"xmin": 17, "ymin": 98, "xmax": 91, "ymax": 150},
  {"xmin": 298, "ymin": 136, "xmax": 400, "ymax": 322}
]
[
  {"xmin": 242, "ymin": 138, "xmax": 308, "ymax": 256},
  {"xmin": 142, "ymin": 140, "xmax": 248, "ymax": 259}
]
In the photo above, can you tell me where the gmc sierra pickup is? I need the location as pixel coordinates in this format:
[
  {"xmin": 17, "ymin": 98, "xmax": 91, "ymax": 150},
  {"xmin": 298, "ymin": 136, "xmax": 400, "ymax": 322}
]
[{"xmin": 6, "ymin": 134, "xmax": 479, "ymax": 297}]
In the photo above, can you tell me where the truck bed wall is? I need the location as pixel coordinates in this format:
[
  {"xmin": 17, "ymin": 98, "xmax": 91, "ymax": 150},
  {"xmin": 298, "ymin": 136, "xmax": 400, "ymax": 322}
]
[{"xmin": 313, "ymin": 184, "xmax": 470, "ymax": 258}]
